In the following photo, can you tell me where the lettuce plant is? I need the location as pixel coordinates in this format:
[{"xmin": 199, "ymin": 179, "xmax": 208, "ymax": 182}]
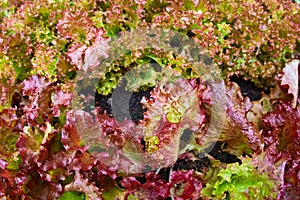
[
  {"xmin": 95, "ymin": 0, "xmax": 300, "ymax": 87},
  {"xmin": 0, "ymin": 0, "xmax": 299, "ymax": 199},
  {"xmin": 201, "ymin": 155, "xmax": 283, "ymax": 200}
]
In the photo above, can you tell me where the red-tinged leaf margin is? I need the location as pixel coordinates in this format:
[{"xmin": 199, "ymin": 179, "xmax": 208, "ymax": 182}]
[{"xmin": 279, "ymin": 59, "xmax": 299, "ymax": 108}]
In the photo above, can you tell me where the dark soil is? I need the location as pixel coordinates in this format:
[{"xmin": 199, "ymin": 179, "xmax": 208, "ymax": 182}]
[
  {"xmin": 95, "ymin": 80, "xmax": 152, "ymax": 122},
  {"xmin": 173, "ymin": 157, "xmax": 211, "ymax": 172},
  {"xmin": 95, "ymin": 93, "xmax": 112, "ymax": 115},
  {"xmin": 208, "ymin": 142, "xmax": 242, "ymax": 164},
  {"xmin": 230, "ymin": 75, "xmax": 266, "ymax": 101}
]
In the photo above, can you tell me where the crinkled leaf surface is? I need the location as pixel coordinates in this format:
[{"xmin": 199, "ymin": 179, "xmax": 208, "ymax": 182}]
[{"xmin": 280, "ymin": 60, "xmax": 299, "ymax": 108}]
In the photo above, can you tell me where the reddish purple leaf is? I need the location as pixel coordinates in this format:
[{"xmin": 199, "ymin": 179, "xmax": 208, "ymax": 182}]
[
  {"xmin": 53, "ymin": 89, "xmax": 72, "ymax": 117},
  {"xmin": 279, "ymin": 60, "xmax": 299, "ymax": 108}
]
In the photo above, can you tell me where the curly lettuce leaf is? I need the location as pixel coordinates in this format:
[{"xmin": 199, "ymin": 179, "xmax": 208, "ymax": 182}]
[
  {"xmin": 25, "ymin": 175, "xmax": 63, "ymax": 200},
  {"xmin": 52, "ymin": 89, "xmax": 72, "ymax": 117},
  {"xmin": 56, "ymin": 11, "xmax": 97, "ymax": 42},
  {"xmin": 202, "ymin": 154, "xmax": 284, "ymax": 200},
  {"xmin": 58, "ymin": 191, "xmax": 86, "ymax": 200},
  {"xmin": 120, "ymin": 170, "xmax": 203, "ymax": 200},
  {"xmin": 21, "ymin": 75, "xmax": 56, "ymax": 126},
  {"xmin": 263, "ymin": 101, "xmax": 300, "ymax": 160},
  {"xmin": 263, "ymin": 99, "xmax": 300, "ymax": 198},
  {"xmin": 216, "ymin": 82, "xmax": 262, "ymax": 156},
  {"xmin": 279, "ymin": 59, "xmax": 299, "ymax": 108},
  {"xmin": 63, "ymin": 171, "xmax": 102, "ymax": 200}
]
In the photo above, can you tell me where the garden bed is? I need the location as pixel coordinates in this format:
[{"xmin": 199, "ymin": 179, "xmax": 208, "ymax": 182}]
[{"xmin": 0, "ymin": 0, "xmax": 299, "ymax": 199}]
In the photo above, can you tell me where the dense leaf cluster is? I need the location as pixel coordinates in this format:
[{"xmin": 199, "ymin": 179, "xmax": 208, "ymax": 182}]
[{"xmin": 0, "ymin": 0, "xmax": 299, "ymax": 199}]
